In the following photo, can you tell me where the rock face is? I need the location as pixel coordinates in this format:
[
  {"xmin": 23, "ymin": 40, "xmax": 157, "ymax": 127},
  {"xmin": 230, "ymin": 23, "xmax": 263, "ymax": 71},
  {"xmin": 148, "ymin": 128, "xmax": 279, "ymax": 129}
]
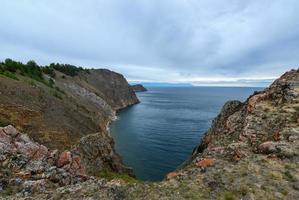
[
  {"xmin": 2, "ymin": 69, "xmax": 299, "ymax": 200},
  {"xmin": 130, "ymin": 84, "xmax": 147, "ymax": 92},
  {"xmin": 75, "ymin": 132, "xmax": 133, "ymax": 176},
  {"xmin": 0, "ymin": 66, "xmax": 139, "ymax": 186},
  {"xmin": 0, "ymin": 125, "xmax": 87, "ymax": 194},
  {"xmin": 78, "ymin": 69, "xmax": 140, "ymax": 110},
  {"xmin": 0, "ymin": 68, "xmax": 138, "ymax": 150}
]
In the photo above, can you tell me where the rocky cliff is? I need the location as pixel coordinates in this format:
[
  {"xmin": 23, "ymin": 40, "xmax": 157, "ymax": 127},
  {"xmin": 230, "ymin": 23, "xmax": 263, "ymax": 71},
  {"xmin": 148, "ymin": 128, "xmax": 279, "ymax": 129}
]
[
  {"xmin": 130, "ymin": 84, "xmax": 147, "ymax": 92},
  {"xmin": 1, "ymin": 69, "xmax": 299, "ymax": 200},
  {"xmin": 0, "ymin": 60, "xmax": 139, "ymax": 180}
]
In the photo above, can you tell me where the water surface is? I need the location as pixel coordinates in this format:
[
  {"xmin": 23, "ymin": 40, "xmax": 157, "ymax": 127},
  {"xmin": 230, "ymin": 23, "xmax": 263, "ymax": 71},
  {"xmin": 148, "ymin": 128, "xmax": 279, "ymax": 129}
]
[{"xmin": 110, "ymin": 87, "xmax": 261, "ymax": 181}]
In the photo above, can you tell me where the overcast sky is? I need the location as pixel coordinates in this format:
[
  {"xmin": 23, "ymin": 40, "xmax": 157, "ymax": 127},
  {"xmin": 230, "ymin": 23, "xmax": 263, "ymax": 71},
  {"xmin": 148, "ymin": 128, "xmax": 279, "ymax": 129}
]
[{"xmin": 1, "ymin": 0, "xmax": 299, "ymax": 86}]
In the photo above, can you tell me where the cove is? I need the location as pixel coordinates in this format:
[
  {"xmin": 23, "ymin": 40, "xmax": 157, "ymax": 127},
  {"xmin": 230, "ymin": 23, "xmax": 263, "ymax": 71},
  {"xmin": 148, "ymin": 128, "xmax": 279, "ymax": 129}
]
[{"xmin": 110, "ymin": 87, "xmax": 260, "ymax": 181}]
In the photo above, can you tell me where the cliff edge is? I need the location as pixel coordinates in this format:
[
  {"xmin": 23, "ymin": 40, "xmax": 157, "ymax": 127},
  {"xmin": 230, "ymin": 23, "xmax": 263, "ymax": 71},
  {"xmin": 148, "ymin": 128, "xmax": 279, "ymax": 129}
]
[
  {"xmin": 0, "ymin": 59, "xmax": 139, "ymax": 179},
  {"xmin": 1, "ymin": 68, "xmax": 299, "ymax": 199}
]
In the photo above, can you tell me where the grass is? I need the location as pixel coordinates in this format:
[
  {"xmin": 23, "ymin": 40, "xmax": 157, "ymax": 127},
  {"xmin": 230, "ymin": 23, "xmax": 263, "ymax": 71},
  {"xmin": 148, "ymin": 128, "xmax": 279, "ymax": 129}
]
[
  {"xmin": 219, "ymin": 192, "xmax": 237, "ymax": 200},
  {"xmin": 95, "ymin": 170, "xmax": 138, "ymax": 183},
  {"xmin": 0, "ymin": 118, "xmax": 10, "ymax": 127},
  {"xmin": 0, "ymin": 71, "xmax": 19, "ymax": 80},
  {"xmin": 284, "ymin": 170, "xmax": 296, "ymax": 182},
  {"xmin": 0, "ymin": 187, "xmax": 16, "ymax": 197},
  {"xmin": 52, "ymin": 90, "xmax": 63, "ymax": 99}
]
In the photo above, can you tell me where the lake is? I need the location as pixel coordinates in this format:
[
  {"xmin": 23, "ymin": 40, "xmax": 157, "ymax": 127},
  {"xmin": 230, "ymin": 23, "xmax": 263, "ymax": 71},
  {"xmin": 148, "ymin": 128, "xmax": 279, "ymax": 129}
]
[{"xmin": 110, "ymin": 87, "xmax": 261, "ymax": 181}]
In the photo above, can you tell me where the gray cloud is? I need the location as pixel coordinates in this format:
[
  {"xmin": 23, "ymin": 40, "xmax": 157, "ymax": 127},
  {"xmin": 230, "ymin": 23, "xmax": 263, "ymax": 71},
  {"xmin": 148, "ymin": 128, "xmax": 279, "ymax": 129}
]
[{"xmin": 0, "ymin": 0, "xmax": 299, "ymax": 86}]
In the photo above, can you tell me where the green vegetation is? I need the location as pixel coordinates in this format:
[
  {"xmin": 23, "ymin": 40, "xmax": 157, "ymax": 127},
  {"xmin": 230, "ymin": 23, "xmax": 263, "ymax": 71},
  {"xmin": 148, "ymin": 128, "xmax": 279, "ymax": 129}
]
[
  {"xmin": 50, "ymin": 63, "xmax": 86, "ymax": 77},
  {"xmin": 0, "ymin": 71, "xmax": 19, "ymax": 80},
  {"xmin": 0, "ymin": 58, "xmax": 87, "ymax": 83},
  {"xmin": 0, "ymin": 186, "xmax": 16, "ymax": 197},
  {"xmin": 0, "ymin": 59, "xmax": 43, "ymax": 81},
  {"xmin": 42, "ymin": 66, "xmax": 56, "ymax": 78},
  {"xmin": 219, "ymin": 192, "xmax": 237, "ymax": 200},
  {"xmin": 0, "ymin": 118, "xmax": 10, "ymax": 127},
  {"xmin": 95, "ymin": 170, "xmax": 138, "ymax": 183},
  {"xmin": 52, "ymin": 90, "xmax": 63, "ymax": 99}
]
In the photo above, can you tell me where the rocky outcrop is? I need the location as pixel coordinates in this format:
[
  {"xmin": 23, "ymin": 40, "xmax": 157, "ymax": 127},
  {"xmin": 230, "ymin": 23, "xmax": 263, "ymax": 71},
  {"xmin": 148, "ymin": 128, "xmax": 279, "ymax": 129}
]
[
  {"xmin": 78, "ymin": 69, "xmax": 139, "ymax": 110},
  {"xmin": 130, "ymin": 84, "xmax": 147, "ymax": 92},
  {"xmin": 75, "ymin": 132, "xmax": 133, "ymax": 176},
  {"xmin": 0, "ymin": 64, "xmax": 139, "ymax": 190},
  {"xmin": 2, "ymin": 69, "xmax": 299, "ymax": 199},
  {"xmin": 0, "ymin": 125, "xmax": 88, "ymax": 195}
]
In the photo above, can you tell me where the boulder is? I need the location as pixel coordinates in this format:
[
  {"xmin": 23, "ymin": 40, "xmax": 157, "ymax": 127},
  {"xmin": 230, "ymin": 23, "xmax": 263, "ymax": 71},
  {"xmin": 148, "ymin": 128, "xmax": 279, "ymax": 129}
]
[
  {"xmin": 56, "ymin": 151, "xmax": 72, "ymax": 167},
  {"xmin": 258, "ymin": 141, "xmax": 277, "ymax": 154}
]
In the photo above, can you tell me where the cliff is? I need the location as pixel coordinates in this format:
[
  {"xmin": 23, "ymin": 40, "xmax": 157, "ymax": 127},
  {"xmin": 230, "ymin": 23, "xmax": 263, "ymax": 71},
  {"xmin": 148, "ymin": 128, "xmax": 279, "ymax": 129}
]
[
  {"xmin": 130, "ymin": 84, "xmax": 147, "ymax": 92},
  {"xmin": 1, "ymin": 69, "xmax": 299, "ymax": 200},
  {"xmin": 0, "ymin": 60, "xmax": 139, "ymax": 178}
]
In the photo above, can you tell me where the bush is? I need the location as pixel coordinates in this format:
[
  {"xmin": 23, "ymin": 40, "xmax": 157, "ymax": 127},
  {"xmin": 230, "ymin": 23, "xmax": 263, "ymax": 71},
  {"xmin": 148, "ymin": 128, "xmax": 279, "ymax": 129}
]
[
  {"xmin": 0, "ymin": 71, "xmax": 19, "ymax": 80},
  {"xmin": 50, "ymin": 63, "xmax": 85, "ymax": 77},
  {"xmin": 0, "ymin": 59, "xmax": 43, "ymax": 82},
  {"xmin": 42, "ymin": 66, "xmax": 56, "ymax": 78}
]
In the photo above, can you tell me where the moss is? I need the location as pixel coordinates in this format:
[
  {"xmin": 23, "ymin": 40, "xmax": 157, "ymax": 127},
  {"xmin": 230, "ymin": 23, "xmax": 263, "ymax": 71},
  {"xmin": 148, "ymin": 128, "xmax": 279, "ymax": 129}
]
[
  {"xmin": 95, "ymin": 170, "xmax": 138, "ymax": 183},
  {"xmin": 221, "ymin": 192, "xmax": 237, "ymax": 200},
  {"xmin": 284, "ymin": 170, "xmax": 296, "ymax": 182},
  {"xmin": 0, "ymin": 118, "xmax": 10, "ymax": 127},
  {"xmin": 0, "ymin": 187, "xmax": 16, "ymax": 197}
]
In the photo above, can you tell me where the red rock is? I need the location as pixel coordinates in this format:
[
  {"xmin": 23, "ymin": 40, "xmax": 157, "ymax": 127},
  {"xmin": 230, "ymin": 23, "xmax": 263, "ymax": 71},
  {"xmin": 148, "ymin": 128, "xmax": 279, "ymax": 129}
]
[
  {"xmin": 15, "ymin": 134, "xmax": 49, "ymax": 160},
  {"xmin": 233, "ymin": 150, "xmax": 242, "ymax": 161},
  {"xmin": 273, "ymin": 132, "xmax": 281, "ymax": 141},
  {"xmin": 14, "ymin": 140, "xmax": 40, "ymax": 159},
  {"xmin": 196, "ymin": 159, "xmax": 215, "ymax": 168},
  {"xmin": 247, "ymin": 93, "xmax": 268, "ymax": 113},
  {"xmin": 56, "ymin": 151, "xmax": 72, "ymax": 167},
  {"xmin": 166, "ymin": 171, "xmax": 181, "ymax": 179},
  {"xmin": 32, "ymin": 145, "xmax": 48, "ymax": 160}
]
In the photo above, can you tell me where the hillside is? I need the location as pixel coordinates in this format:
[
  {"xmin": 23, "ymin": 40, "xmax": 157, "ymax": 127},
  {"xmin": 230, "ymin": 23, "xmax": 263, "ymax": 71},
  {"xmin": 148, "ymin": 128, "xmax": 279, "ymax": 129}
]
[
  {"xmin": 1, "ymin": 68, "xmax": 299, "ymax": 200},
  {"xmin": 0, "ymin": 59, "xmax": 139, "ymax": 177}
]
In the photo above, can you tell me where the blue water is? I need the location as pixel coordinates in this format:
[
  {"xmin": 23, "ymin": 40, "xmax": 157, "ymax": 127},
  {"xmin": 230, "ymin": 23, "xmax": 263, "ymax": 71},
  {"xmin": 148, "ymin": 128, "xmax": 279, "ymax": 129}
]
[{"xmin": 110, "ymin": 87, "xmax": 261, "ymax": 181}]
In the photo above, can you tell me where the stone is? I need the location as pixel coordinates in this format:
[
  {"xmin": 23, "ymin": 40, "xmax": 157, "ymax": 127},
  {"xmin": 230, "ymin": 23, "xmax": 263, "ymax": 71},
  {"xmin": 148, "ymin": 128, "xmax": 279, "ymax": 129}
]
[
  {"xmin": 0, "ymin": 129, "xmax": 12, "ymax": 144},
  {"xmin": 196, "ymin": 159, "xmax": 215, "ymax": 168},
  {"xmin": 56, "ymin": 151, "xmax": 72, "ymax": 167},
  {"xmin": 8, "ymin": 131, "xmax": 49, "ymax": 160},
  {"xmin": 2, "ymin": 125, "xmax": 18, "ymax": 137},
  {"xmin": 233, "ymin": 150, "xmax": 242, "ymax": 161},
  {"xmin": 22, "ymin": 179, "xmax": 47, "ymax": 193},
  {"xmin": 272, "ymin": 132, "xmax": 281, "ymax": 141},
  {"xmin": 258, "ymin": 141, "xmax": 277, "ymax": 154},
  {"xmin": 166, "ymin": 172, "xmax": 181, "ymax": 179},
  {"xmin": 247, "ymin": 93, "xmax": 268, "ymax": 113},
  {"xmin": 288, "ymin": 135, "xmax": 298, "ymax": 142}
]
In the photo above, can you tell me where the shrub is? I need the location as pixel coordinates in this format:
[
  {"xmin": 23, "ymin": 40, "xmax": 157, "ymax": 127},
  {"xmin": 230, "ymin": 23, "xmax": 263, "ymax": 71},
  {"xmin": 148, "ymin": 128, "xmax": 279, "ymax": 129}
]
[
  {"xmin": 42, "ymin": 66, "xmax": 56, "ymax": 78},
  {"xmin": 48, "ymin": 78, "xmax": 55, "ymax": 88},
  {"xmin": 0, "ymin": 71, "xmax": 19, "ymax": 80},
  {"xmin": 51, "ymin": 63, "xmax": 84, "ymax": 77}
]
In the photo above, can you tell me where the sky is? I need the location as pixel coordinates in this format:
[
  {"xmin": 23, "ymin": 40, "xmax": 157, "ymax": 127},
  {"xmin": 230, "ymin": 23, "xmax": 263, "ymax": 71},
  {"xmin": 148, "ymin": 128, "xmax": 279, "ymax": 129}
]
[{"xmin": 1, "ymin": 0, "xmax": 299, "ymax": 86}]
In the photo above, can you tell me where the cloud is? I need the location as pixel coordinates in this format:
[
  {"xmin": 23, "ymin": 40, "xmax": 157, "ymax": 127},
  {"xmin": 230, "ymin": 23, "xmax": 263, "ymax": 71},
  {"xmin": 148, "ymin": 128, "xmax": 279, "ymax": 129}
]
[{"xmin": 0, "ymin": 0, "xmax": 298, "ymax": 86}]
